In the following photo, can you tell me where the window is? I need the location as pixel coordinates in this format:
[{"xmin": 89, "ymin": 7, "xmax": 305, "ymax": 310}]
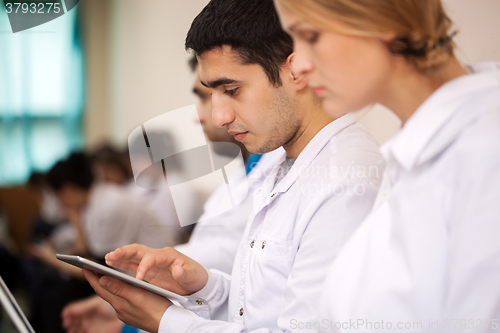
[{"xmin": 0, "ymin": 3, "xmax": 84, "ymax": 185}]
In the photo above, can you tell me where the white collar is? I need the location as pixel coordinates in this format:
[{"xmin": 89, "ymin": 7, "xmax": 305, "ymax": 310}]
[
  {"xmin": 381, "ymin": 62, "xmax": 500, "ymax": 171},
  {"xmin": 268, "ymin": 113, "xmax": 356, "ymax": 195}
]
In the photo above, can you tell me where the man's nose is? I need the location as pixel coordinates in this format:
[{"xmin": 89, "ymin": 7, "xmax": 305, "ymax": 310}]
[{"xmin": 211, "ymin": 94, "xmax": 234, "ymax": 128}]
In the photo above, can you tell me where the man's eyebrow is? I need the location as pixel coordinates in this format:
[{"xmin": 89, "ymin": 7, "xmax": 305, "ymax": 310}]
[{"xmin": 200, "ymin": 78, "xmax": 238, "ymax": 89}]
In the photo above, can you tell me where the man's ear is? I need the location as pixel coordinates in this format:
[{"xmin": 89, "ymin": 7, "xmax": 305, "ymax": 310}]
[{"xmin": 286, "ymin": 53, "xmax": 309, "ymax": 91}]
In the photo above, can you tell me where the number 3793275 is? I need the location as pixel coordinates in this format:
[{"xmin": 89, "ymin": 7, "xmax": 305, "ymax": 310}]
[{"xmin": 6, "ymin": 2, "xmax": 61, "ymax": 14}]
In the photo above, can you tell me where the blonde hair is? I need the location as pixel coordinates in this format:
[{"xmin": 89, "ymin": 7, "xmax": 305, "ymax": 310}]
[{"xmin": 278, "ymin": 0, "xmax": 455, "ymax": 74}]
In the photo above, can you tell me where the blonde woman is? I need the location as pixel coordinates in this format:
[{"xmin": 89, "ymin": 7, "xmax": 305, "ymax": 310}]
[{"xmin": 274, "ymin": 0, "xmax": 500, "ymax": 331}]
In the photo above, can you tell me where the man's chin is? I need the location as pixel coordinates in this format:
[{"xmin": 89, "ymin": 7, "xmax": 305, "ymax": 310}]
[{"xmin": 245, "ymin": 142, "xmax": 276, "ymax": 156}]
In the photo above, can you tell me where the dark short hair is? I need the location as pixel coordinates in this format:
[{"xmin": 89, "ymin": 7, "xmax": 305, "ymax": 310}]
[
  {"xmin": 188, "ymin": 55, "xmax": 198, "ymax": 73},
  {"xmin": 46, "ymin": 152, "xmax": 94, "ymax": 191},
  {"xmin": 91, "ymin": 144, "xmax": 131, "ymax": 180},
  {"xmin": 185, "ymin": 0, "xmax": 293, "ymax": 87}
]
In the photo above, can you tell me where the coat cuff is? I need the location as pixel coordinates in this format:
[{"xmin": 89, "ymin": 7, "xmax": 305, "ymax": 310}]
[
  {"xmin": 158, "ymin": 305, "xmax": 200, "ymax": 333},
  {"xmin": 181, "ymin": 268, "xmax": 222, "ymax": 318}
]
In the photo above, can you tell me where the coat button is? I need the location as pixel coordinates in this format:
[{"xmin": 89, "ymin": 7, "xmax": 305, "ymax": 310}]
[
  {"xmin": 271, "ymin": 193, "xmax": 276, "ymax": 198},
  {"xmin": 239, "ymin": 308, "xmax": 244, "ymax": 316},
  {"xmin": 196, "ymin": 300, "xmax": 203, "ymax": 305},
  {"xmin": 261, "ymin": 240, "xmax": 266, "ymax": 249},
  {"xmin": 250, "ymin": 240, "xmax": 255, "ymax": 248}
]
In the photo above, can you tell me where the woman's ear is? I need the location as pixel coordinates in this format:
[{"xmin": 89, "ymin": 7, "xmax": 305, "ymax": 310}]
[
  {"xmin": 287, "ymin": 53, "xmax": 309, "ymax": 91},
  {"xmin": 379, "ymin": 29, "xmax": 397, "ymax": 43}
]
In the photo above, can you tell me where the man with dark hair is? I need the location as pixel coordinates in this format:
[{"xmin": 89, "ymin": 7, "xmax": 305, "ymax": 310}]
[
  {"xmin": 61, "ymin": 56, "xmax": 280, "ymax": 333},
  {"xmin": 83, "ymin": 1, "xmax": 384, "ymax": 332},
  {"xmin": 185, "ymin": 0, "xmax": 293, "ymax": 88}
]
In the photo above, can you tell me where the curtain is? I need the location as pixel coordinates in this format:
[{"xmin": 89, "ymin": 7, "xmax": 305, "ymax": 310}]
[{"xmin": 0, "ymin": 3, "xmax": 84, "ymax": 185}]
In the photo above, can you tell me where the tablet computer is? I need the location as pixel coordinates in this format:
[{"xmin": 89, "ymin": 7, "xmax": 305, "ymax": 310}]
[{"xmin": 56, "ymin": 254, "xmax": 188, "ymax": 303}]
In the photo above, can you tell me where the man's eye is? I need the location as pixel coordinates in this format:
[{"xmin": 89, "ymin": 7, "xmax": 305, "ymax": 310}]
[{"xmin": 223, "ymin": 88, "xmax": 239, "ymax": 95}]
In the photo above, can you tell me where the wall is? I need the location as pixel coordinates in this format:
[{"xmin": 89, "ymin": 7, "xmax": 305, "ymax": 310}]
[
  {"xmin": 107, "ymin": 0, "xmax": 209, "ymax": 149},
  {"xmin": 81, "ymin": 0, "xmax": 111, "ymax": 148}
]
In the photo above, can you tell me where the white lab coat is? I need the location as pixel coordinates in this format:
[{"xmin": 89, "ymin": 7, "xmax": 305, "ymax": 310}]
[
  {"xmin": 158, "ymin": 114, "xmax": 385, "ymax": 333},
  {"xmin": 319, "ymin": 62, "xmax": 500, "ymax": 333},
  {"xmin": 173, "ymin": 149, "xmax": 282, "ymax": 321},
  {"xmin": 82, "ymin": 183, "xmax": 173, "ymax": 258},
  {"xmin": 175, "ymin": 150, "xmax": 282, "ymax": 274},
  {"xmin": 126, "ymin": 171, "xmax": 197, "ymax": 245}
]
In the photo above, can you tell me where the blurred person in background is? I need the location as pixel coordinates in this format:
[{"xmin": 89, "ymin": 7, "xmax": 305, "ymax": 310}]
[
  {"xmin": 126, "ymin": 130, "xmax": 198, "ymax": 245},
  {"xmin": 23, "ymin": 171, "xmax": 95, "ymax": 333},
  {"xmin": 27, "ymin": 172, "xmax": 68, "ymax": 242},
  {"xmin": 24, "ymin": 172, "xmax": 89, "ymax": 333},
  {"xmin": 45, "ymin": 152, "xmax": 174, "ymax": 259},
  {"xmin": 25, "ymin": 152, "xmax": 177, "ymax": 333},
  {"xmin": 61, "ymin": 56, "xmax": 281, "ymax": 333},
  {"xmin": 91, "ymin": 145, "xmax": 132, "ymax": 186},
  {"xmin": 26, "ymin": 172, "xmax": 79, "ymax": 272},
  {"xmin": 91, "ymin": 140, "xmax": 196, "ymax": 245},
  {"xmin": 274, "ymin": 0, "xmax": 500, "ymax": 330}
]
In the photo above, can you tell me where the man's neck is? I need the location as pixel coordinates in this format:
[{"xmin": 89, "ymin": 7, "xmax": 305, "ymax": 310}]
[{"xmin": 282, "ymin": 105, "xmax": 335, "ymax": 159}]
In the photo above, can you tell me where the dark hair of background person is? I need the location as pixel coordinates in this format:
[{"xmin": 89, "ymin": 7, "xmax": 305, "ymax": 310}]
[
  {"xmin": 46, "ymin": 152, "xmax": 94, "ymax": 191},
  {"xmin": 185, "ymin": 0, "xmax": 293, "ymax": 87},
  {"xmin": 92, "ymin": 144, "xmax": 132, "ymax": 182},
  {"xmin": 27, "ymin": 172, "xmax": 47, "ymax": 189},
  {"xmin": 188, "ymin": 55, "xmax": 198, "ymax": 73}
]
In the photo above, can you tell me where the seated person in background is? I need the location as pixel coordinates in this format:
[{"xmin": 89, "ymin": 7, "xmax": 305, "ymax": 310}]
[
  {"xmin": 25, "ymin": 172, "xmax": 96, "ymax": 333},
  {"xmin": 91, "ymin": 144, "xmax": 132, "ymax": 186},
  {"xmin": 62, "ymin": 55, "xmax": 281, "ymax": 333},
  {"xmin": 26, "ymin": 171, "xmax": 79, "ymax": 274},
  {"xmin": 91, "ymin": 138, "xmax": 197, "ymax": 245},
  {"xmin": 23, "ymin": 170, "xmax": 95, "ymax": 333},
  {"xmin": 81, "ymin": 1, "xmax": 384, "ymax": 332},
  {"xmin": 126, "ymin": 131, "xmax": 198, "ymax": 245},
  {"xmin": 46, "ymin": 152, "xmax": 175, "ymax": 260},
  {"xmin": 26, "ymin": 152, "xmax": 179, "ymax": 333},
  {"xmin": 27, "ymin": 172, "xmax": 68, "ymax": 242}
]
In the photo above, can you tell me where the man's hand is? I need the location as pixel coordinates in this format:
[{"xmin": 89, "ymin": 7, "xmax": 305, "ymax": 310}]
[
  {"xmin": 62, "ymin": 295, "xmax": 123, "ymax": 333},
  {"xmin": 82, "ymin": 269, "xmax": 172, "ymax": 333},
  {"xmin": 105, "ymin": 244, "xmax": 208, "ymax": 295}
]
